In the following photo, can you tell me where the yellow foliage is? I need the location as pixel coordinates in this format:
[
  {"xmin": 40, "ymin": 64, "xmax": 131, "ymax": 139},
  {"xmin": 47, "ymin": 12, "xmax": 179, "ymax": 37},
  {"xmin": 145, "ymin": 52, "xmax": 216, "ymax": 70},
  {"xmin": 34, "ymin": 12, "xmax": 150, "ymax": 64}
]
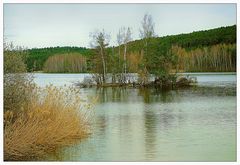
[
  {"xmin": 171, "ymin": 44, "xmax": 236, "ymax": 72},
  {"xmin": 4, "ymin": 86, "xmax": 93, "ymax": 161},
  {"xmin": 43, "ymin": 53, "xmax": 87, "ymax": 73},
  {"xmin": 127, "ymin": 52, "xmax": 143, "ymax": 73}
]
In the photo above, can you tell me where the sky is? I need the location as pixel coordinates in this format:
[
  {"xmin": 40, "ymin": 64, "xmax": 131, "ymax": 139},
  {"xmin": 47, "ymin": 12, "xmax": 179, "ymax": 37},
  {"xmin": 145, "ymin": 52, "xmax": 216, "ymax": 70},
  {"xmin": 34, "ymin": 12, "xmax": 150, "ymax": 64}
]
[{"xmin": 4, "ymin": 3, "xmax": 236, "ymax": 48}]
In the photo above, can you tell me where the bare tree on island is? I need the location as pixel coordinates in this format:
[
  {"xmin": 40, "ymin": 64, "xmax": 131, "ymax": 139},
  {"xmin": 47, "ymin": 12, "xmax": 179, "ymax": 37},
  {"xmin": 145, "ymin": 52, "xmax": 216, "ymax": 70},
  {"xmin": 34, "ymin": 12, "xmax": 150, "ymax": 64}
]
[
  {"xmin": 116, "ymin": 27, "xmax": 132, "ymax": 83},
  {"xmin": 139, "ymin": 13, "xmax": 156, "ymax": 84},
  {"xmin": 117, "ymin": 29, "xmax": 123, "ymax": 70},
  {"xmin": 90, "ymin": 29, "xmax": 110, "ymax": 84},
  {"xmin": 139, "ymin": 13, "xmax": 179, "ymax": 87},
  {"xmin": 123, "ymin": 27, "xmax": 132, "ymax": 76},
  {"xmin": 140, "ymin": 13, "xmax": 156, "ymax": 56}
]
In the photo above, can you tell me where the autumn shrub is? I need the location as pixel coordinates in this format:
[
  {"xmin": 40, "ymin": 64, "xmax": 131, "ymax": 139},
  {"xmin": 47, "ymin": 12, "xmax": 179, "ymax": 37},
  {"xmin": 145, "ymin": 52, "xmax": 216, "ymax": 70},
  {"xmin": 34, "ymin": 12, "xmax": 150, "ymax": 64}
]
[
  {"xmin": 3, "ymin": 44, "xmax": 34, "ymax": 119},
  {"xmin": 4, "ymin": 85, "xmax": 92, "ymax": 161},
  {"xmin": 4, "ymin": 44, "xmax": 93, "ymax": 161}
]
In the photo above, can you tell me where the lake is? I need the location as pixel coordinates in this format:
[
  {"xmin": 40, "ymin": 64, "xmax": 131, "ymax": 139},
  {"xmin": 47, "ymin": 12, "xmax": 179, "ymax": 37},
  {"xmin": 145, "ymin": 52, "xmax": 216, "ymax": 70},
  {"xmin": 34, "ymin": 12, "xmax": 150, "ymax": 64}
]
[{"xmin": 33, "ymin": 72, "xmax": 236, "ymax": 161}]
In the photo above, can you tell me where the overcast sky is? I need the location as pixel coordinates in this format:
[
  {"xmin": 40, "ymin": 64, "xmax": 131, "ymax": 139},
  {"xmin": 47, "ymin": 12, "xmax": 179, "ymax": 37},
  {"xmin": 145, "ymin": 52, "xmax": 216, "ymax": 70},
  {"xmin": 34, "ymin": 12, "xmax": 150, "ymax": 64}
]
[{"xmin": 4, "ymin": 3, "xmax": 236, "ymax": 48}]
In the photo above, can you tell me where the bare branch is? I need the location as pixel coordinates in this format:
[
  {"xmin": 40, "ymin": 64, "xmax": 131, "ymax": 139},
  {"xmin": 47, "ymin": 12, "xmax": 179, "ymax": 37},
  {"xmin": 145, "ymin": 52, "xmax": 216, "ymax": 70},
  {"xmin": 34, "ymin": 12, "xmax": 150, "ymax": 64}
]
[{"xmin": 139, "ymin": 13, "xmax": 156, "ymax": 39}]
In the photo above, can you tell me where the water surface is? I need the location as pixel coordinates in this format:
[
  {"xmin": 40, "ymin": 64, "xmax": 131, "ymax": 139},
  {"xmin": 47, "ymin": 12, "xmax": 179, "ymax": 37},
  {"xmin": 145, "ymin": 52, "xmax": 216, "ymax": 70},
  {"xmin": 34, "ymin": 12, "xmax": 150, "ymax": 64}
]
[{"xmin": 33, "ymin": 73, "xmax": 236, "ymax": 161}]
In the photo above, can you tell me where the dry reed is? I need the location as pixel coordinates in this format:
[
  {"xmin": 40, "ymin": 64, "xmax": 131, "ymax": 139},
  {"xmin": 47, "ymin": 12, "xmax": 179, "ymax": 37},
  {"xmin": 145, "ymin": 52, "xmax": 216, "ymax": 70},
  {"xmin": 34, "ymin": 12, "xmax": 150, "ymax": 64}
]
[{"xmin": 4, "ymin": 85, "xmax": 93, "ymax": 161}]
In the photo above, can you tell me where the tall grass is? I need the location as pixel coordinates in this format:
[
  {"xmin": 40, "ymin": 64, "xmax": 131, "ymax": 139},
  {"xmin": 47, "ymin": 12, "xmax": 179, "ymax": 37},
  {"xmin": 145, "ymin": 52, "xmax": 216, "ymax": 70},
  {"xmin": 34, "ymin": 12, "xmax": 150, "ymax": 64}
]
[{"xmin": 4, "ymin": 85, "xmax": 92, "ymax": 161}]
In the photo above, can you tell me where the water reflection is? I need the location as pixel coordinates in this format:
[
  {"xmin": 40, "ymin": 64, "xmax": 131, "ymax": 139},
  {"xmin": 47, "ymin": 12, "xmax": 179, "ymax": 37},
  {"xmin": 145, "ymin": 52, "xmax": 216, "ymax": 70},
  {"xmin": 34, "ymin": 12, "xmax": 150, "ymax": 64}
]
[
  {"xmin": 144, "ymin": 110, "xmax": 157, "ymax": 159},
  {"xmin": 91, "ymin": 86, "xmax": 236, "ymax": 105},
  {"xmin": 95, "ymin": 87, "xmax": 181, "ymax": 104},
  {"xmin": 95, "ymin": 116, "xmax": 107, "ymax": 135},
  {"xmin": 55, "ymin": 85, "xmax": 236, "ymax": 161},
  {"xmin": 32, "ymin": 73, "xmax": 236, "ymax": 161},
  {"xmin": 96, "ymin": 87, "xmax": 131, "ymax": 103}
]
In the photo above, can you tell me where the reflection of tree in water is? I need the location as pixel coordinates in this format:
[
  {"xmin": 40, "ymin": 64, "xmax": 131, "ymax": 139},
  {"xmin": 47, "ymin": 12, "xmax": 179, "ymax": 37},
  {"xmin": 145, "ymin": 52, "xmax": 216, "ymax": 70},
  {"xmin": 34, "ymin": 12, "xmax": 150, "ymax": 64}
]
[
  {"xmin": 96, "ymin": 87, "xmax": 130, "ymax": 103},
  {"xmin": 118, "ymin": 114, "xmax": 131, "ymax": 140},
  {"xmin": 144, "ymin": 109, "xmax": 157, "ymax": 159},
  {"xmin": 95, "ymin": 87, "xmax": 182, "ymax": 103},
  {"xmin": 138, "ymin": 87, "xmax": 184, "ymax": 159},
  {"xmin": 94, "ymin": 86, "xmax": 186, "ymax": 160},
  {"xmin": 158, "ymin": 110, "xmax": 175, "ymax": 129},
  {"xmin": 138, "ymin": 87, "xmax": 178, "ymax": 104},
  {"xmin": 95, "ymin": 115, "xmax": 107, "ymax": 135},
  {"xmin": 137, "ymin": 87, "xmax": 156, "ymax": 159},
  {"xmin": 138, "ymin": 88, "xmax": 151, "ymax": 103}
]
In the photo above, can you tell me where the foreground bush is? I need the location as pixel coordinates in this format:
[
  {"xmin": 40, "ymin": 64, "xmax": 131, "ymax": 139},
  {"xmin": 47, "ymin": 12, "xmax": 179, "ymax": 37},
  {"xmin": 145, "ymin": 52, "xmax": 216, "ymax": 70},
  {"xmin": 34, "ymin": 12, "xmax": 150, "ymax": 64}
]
[
  {"xmin": 4, "ymin": 86, "xmax": 92, "ymax": 161},
  {"xmin": 3, "ymin": 44, "xmax": 33, "ymax": 115},
  {"xmin": 4, "ymin": 43, "xmax": 92, "ymax": 160}
]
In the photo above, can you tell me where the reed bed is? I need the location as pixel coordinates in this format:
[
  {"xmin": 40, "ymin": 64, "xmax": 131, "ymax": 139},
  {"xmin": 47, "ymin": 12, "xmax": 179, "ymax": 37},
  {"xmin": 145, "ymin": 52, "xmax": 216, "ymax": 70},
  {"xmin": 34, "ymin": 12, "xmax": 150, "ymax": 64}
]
[{"xmin": 4, "ymin": 85, "xmax": 93, "ymax": 161}]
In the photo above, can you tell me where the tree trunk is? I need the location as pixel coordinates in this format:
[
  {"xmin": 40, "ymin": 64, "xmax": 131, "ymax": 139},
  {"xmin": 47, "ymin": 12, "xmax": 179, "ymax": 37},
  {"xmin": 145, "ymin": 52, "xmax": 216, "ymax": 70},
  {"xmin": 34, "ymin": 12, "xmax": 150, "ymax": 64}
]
[
  {"xmin": 124, "ymin": 44, "xmax": 127, "ymax": 74},
  {"xmin": 118, "ymin": 46, "xmax": 121, "ymax": 70},
  {"xmin": 100, "ymin": 45, "xmax": 106, "ymax": 84},
  {"xmin": 123, "ymin": 44, "xmax": 127, "ymax": 83}
]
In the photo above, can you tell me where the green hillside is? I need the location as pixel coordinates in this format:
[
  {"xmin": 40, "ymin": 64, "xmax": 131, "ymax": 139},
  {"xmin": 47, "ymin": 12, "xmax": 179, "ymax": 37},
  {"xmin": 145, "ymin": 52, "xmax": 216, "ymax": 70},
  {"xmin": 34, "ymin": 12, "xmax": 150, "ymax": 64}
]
[
  {"xmin": 126, "ymin": 25, "xmax": 236, "ymax": 52},
  {"xmin": 26, "ymin": 25, "xmax": 236, "ymax": 72}
]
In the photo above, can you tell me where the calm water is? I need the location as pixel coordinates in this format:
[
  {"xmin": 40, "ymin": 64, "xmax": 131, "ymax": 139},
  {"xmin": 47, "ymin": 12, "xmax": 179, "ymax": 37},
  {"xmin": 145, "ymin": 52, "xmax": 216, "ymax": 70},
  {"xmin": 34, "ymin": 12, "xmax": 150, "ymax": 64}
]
[{"xmin": 33, "ymin": 73, "xmax": 236, "ymax": 161}]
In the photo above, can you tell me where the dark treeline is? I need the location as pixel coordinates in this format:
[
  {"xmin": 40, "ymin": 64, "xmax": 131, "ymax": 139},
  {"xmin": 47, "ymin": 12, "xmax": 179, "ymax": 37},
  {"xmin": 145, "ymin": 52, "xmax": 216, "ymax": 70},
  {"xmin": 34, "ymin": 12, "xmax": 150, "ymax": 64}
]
[
  {"xmin": 126, "ymin": 25, "xmax": 236, "ymax": 53},
  {"xmin": 25, "ymin": 24, "xmax": 236, "ymax": 73}
]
